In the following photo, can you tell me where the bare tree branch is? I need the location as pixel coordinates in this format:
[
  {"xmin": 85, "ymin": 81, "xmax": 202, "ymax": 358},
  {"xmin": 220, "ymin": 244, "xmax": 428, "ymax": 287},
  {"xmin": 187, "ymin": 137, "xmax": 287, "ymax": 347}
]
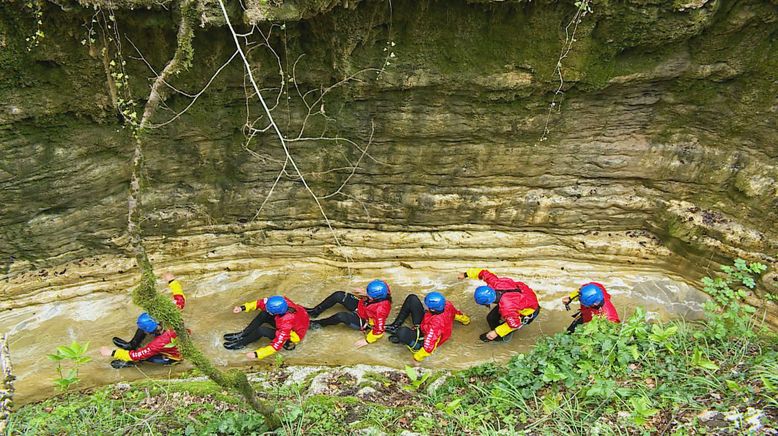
[
  {"xmin": 217, "ymin": 0, "xmax": 346, "ymax": 253},
  {"xmin": 321, "ymin": 120, "xmax": 375, "ymax": 199}
]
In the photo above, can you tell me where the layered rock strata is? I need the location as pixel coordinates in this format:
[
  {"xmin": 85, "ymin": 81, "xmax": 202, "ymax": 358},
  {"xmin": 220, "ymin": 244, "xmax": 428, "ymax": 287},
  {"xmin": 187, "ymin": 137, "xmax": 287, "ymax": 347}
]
[{"xmin": 0, "ymin": 0, "xmax": 776, "ymax": 303}]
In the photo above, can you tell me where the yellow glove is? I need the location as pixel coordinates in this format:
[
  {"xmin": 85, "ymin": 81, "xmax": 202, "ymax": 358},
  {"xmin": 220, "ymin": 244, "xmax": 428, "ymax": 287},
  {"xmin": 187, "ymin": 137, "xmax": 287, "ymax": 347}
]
[
  {"xmin": 289, "ymin": 331, "xmax": 301, "ymax": 343},
  {"xmin": 413, "ymin": 347, "xmax": 432, "ymax": 362},
  {"xmin": 495, "ymin": 323, "xmax": 515, "ymax": 337},
  {"xmin": 254, "ymin": 346, "xmax": 276, "ymax": 360},
  {"xmin": 113, "ymin": 349, "xmax": 132, "ymax": 362},
  {"xmin": 465, "ymin": 268, "xmax": 483, "ymax": 279},
  {"xmin": 365, "ymin": 330, "xmax": 383, "ymax": 343},
  {"xmin": 242, "ymin": 300, "xmax": 259, "ymax": 312},
  {"xmin": 455, "ymin": 313, "xmax": 471, "ymax": 325},
  {"xmin": 169, "ymin": 280, "xmax": 184, "ymax": 296}
]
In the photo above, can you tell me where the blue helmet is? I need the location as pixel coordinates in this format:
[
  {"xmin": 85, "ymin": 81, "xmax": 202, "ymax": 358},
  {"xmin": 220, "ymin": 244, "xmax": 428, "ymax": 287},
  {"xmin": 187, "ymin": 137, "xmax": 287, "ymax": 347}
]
[
  {"xmin": 136, "ymin": 313, "xmax": 159, "ymax": 333},
  {"xmin": 579, "ymin": 284, "xmax": 604, "ymax": 307},
  {"xmin": 266, "ymin": 296, "xmax": 289, "ymax": 315},
  {"xmin": 474, "ymin": 286, "xmax": 496, "ymax": 305},
  {"xmin": 366, "ymin": 280, "xmax": 389, "ymax": 300},
  {"xmin": 424, "ymin": 292, "xmax": 446, "ymax": 312}
]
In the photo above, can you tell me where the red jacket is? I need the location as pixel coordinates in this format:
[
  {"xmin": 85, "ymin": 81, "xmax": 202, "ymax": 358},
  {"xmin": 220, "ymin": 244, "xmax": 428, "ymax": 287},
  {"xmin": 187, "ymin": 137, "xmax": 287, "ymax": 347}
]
[
  {"xmin": 128, "ymin": 330, "xmax": 181, "ymax": 361},
  {"xmin": 256, "ymin": 297, "xmax": 310, "ymax": 351},
  {"xmin": 356, "ymin": 298, "xmax": 392, "ymax": 337},
  {"xmin": 420, "ymin": 301, "xmax": 462, "ymax": 353},
  {"xmin": 479, "ymin": 270, "xmax": 535, "ymax": 294},
  {"xmin": 478, "ymin": 270, "xmax": 539, "ymax": 329},
  {"xmin": 580, "ymin": 282, "xmax": 620, "ymax": 323}
]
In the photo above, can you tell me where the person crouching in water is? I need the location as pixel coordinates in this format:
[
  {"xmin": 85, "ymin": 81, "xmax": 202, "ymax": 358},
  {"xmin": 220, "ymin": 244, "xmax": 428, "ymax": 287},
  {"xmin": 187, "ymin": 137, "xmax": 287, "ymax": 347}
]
[
  {"xmin": 100, "ymin": 313, "xmax": 181, "ymax": 368},
  {"xmin": 306, "ymin": 280, "xmax": 392, "ymax": 349},
  {"xmin": 112, "ymin": 272, "xmax": 186, "ymax": 351},
  {"xmin": 459, "ymin": 268, "xmax": 541, "ymax": 342},
  {"xmin": 563, "ymin": 282, "xmax": 620, "ymax": 333},
  {"xmin": 223, "ymin": 295, "xmax": 309, "ymax": 361},
  {"xmin": 385, "ymin": 292, "xmax": 470, "ymax": 362}
]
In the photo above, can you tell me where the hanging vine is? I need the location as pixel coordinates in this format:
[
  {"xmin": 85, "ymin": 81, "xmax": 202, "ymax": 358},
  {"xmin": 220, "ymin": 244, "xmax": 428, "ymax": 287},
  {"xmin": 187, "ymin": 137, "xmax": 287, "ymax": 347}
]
[{"xmin": 538, "ymin": 0, "xmax": 592, "ymax": 143}]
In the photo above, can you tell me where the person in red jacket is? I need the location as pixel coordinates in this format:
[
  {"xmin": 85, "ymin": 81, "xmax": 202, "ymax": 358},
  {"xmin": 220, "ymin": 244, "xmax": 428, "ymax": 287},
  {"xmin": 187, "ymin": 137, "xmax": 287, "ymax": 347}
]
[
  {"xmin": 306, "ymin": 280, "xmax": 392, "ymax": 349},
  {"xmin": 112, "ymin": 272, "xmax": 186, "ymax": 351},
  {"xmin": 386, "ymin": 292, "xmax": 470, "ymax": 362},
  {"xmin": 100, "ymin": 313, "xmax": 181, "ymax": 368},
  {"xmin": 459, "ymin": 268, "xmax": 541, "ymax": 342},
  {"xmin": 223, "ymin": 295, "xmax": 310, "ymax": 360},
  {"xmin": 563, "ymin": 282, "xmax": 620, "ymax": 333}
]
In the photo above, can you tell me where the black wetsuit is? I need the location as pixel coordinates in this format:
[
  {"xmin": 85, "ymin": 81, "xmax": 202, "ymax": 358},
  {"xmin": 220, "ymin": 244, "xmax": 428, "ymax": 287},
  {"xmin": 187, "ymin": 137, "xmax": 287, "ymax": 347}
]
[
  {"xmin": 481, "ymin": 291, "xmax": 541, "ymax": 342},
  {"xmin": 307, "ymin": 291, "xmax": 367, "ymax": 330},
  {"xmin": 386, "ymin": 294, "xmax": 425, "ymax": 349},
  {"xmin": 223, "ymin": 311, "xmax": 298, "ymax": 350}
]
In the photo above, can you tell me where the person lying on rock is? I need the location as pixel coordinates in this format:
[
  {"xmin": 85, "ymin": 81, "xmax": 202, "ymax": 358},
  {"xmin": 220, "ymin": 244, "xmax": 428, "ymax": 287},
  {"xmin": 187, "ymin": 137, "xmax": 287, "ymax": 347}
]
[
  {"xmin": 458, "ymin": 268, "xmax": 541, "ymax": 342},
  {"xmin": 563, "ymin": 282, "xmax": 620, "ymax": 333},
  {"xmin": 385, "ymin": 292, "xmax": 470, "ymax": 362},
  {"xmin": 112, "ymin": 272, "xmax": 186, "ymax": 350},
  {"xmin": 99, "ymin": 313, "xmax": 181, "ymax": 368},
  {"xmin": 223, "ymin": 295, "xmax": 310, "ymax": 361},
  {"xmin": 306, "ymin": 280, "xmax": 392, "ymax": 349}
]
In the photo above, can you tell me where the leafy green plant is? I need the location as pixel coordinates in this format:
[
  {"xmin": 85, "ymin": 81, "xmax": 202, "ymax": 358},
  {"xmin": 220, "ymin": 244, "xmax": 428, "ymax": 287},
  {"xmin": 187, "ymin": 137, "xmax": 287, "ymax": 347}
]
[
  {"xmin": 698, "ymin": 258, "xmax": 768, "ymax": 344},
  {"xmin": 24, "ymin": 0, "xmax": 45, "ymax": 51},
  {"xmin": 702, "ymin": 258, "xmax": 766, "ymax": 307},
  {"xmin": 193, "ymin": 411, "xmax": 267, "ymax": 436},
  {"xmin": 752, "ymin": 356, "xmax": 778, "ymax": 407},
  {"xmin": 47, "ymin": 341, "xmax": 91, "ymax": 392},
  {"xmin": 648, "ymin": 323, "xmax": 678, "ymax": 353},
  {"xmin": 575, "ymin": 0, "xmax": 593, "ymax": 14},
  {"xmin": 628, "ymin": 396, "xmax": 659, "ymax": 426},
  {"xmin": 434, "ymin": 398, "xmax": 462, "ymax": 415},
  {"xmin": 411, "ymin": 415, "xmax": 437, "ymax": 433},
  {"xmin": 273, "ymin": 352, "xmax": 285, "ymax": 370},
  {"xmin": 690, "ymin": 348, "xmax": 719, "ymax": 371},
  {"xmin": 404, "ymin": 365, "xmax": 431, "ymax": 391}
]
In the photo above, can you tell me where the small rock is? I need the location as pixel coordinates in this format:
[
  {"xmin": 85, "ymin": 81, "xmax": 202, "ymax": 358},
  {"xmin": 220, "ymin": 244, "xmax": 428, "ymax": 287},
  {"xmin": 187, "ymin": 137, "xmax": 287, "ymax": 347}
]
[
  {"xmin": 676, "ymin": 0, "xmax": 710, "ymax": 10},
  {"xmin": 356, "ymin": 386, "xmax": 377, "ymax": 398},
  {"xmin": 724, "ymin": 410, "xmax": 742, "ymax": 423},
  {"xmin": 115, "ymin": 382, "xmax": 131, "ymax": 391},
  {"xmin": 279, "ymin": 365, "xmax": 327, "ymax": 388},
  {"xmin": 744, "ymin": 407, "xmax": 765, "ymax": 433},
  {"xmin": 354, "ymin": 428, "xmax": 384, "ymax": 436},
  {"xmin": 698, "ymin": 410, "xmax": 721, "ymax": 422}
]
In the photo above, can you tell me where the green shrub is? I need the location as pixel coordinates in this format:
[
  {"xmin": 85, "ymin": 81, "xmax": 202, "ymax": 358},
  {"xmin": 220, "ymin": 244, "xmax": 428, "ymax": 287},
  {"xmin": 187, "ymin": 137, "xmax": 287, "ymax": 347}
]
[{"xmin": 47, "ymin": 341, "xmax": 91, "ymax": 392}]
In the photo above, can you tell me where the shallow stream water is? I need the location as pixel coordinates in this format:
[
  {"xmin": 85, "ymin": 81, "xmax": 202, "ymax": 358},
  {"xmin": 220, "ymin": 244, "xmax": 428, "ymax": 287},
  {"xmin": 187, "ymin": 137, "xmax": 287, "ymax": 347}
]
[{"xmin": 0, "ymin": 262, "xmax": 709, "ymax": 404}]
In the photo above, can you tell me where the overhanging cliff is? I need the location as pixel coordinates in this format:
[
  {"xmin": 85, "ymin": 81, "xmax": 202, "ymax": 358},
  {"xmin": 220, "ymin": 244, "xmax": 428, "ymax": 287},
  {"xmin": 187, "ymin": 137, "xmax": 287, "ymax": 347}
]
[{"xmin": 1, "ymin": 0, "xmax": 776, "ymax": 301}]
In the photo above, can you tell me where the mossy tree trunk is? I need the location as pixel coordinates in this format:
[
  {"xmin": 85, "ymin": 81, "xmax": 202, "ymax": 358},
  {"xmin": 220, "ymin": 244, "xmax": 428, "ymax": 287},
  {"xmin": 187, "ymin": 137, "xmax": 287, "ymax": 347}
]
[{"xmin": 124, "ymin": 0, "xmax": 280, "ymax": 429}]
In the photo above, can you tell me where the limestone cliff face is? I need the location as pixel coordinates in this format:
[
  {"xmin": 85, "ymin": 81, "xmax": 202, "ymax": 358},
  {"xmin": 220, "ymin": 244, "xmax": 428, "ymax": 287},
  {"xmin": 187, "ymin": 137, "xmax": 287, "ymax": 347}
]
[{"xmin": 0, "ymin": 0, "xmax": 776, "ymax": 302}]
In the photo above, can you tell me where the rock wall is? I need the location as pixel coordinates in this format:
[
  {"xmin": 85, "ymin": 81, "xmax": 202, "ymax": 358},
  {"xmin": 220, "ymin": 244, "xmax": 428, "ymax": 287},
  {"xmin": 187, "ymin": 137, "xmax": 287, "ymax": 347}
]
[{"xmin": 1, "ymin": 0, "xmax": 776, "ymax": 301}]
